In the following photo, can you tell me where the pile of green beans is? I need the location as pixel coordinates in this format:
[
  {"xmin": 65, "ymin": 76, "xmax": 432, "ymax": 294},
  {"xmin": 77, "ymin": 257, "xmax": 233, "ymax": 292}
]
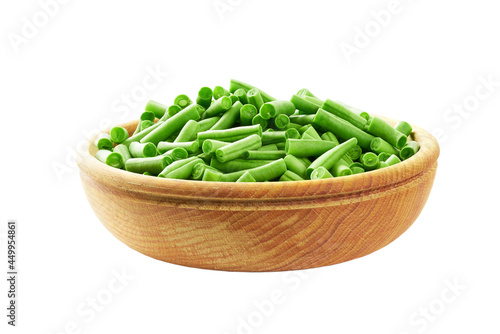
[{"xmin": 94, "ymin": 79, "xmax": 419, "ymax": 182}]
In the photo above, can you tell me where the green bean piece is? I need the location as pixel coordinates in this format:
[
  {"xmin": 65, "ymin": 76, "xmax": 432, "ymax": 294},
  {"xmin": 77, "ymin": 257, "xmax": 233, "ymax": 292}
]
[
  {"xmin": 285, "ymin": 139, "xmax": 336, "ymax": 157},
  {"xmin": 210, "ymin": 158, "xmax": 274, "ymax": 173},
  {"xmin": 400, "ymin": 141, "xmax": 420, "ymax": 160},
  {"xmin": 196, "ymin": 87, "xmax": 213, "ymax": 109},
  {"xmin": 310, "ymin": 166, "xmax": 334, "ymax": 180},
  {"xmin": 215, "ymin": 134, "xmax": 262, "ymax": 163},
  {"xmin": 141, "ymin": 104, "xmax": 202, "ymax": 145},
  {"xmin": 279, "ymin": 170, "xmax": 305, "ymax": 181},
  {"xmin": 351, "ymin": 166, "xmax": 365, "ymax": 174},
  {"xmin": 125, "ymin": 156, "xmax": 169, "ymax": 175},
  {"xmin": 174, "ymin": 120, "xmax": 200, "ymax": 143},
  {"xmin": 157, "ymin": 141, "xmax": 199, "ymax": 154},
  {"xmin": 110, "ymin": 127, "xmax": 129, "ymax": 144},
  {"xmin": 229, "ymin": 95, "xmax": 238, "ymax": 104},
  {"xmin": 394, "ymin": 121, "xmax": 413, "ymax": 136},
  {"xmin": 330, "ymin": 159, "xmax": 353, "ymax": 177},
  {"xmin": 122, "ymin": 120, "xmax": 165, "ymax": 146},
  {"xmin": 385, "ymin": 154, "xmax": 401, "ymax": 166},
  {"xmin": 297, "ymin": 157, "xmax": 312, "ymax": 167},
  {"xmin": 213, "ymin": 86, "xmax": 230, "ymax": 100},
  {"xmin": 236, "ymin": 171, "xmax": 256, "ymax": 182},
  {"xmin": 168, "ymin": 104, "xmax": 182, "ymax": 117},
  {"xmin": 378, "ymin": 161, "xmax": 389, "ymax": 169},
  {"xmin": 246, "ymin": 159, "xmax": 287, "ymax": 182},
  {"xmin": 285, "ymin": 122, "xmax": 303, "ymax": 130},
  {"xmin": 306, "ymin": 138, "xmax": 357, "ymax": 178},
  {"xmin": 378, "ymin": 152, "xmax": 392, "ymax": 162},
  {"xmin": 298, "ymin": 124, "xmax": 312, "ymax": 134},
  {"xmin": 197, "ymin": 124, "xmax": 262, "ymax": 145},
  {"xmin": 247, "ymin": 88, "xmax": 264, "ymax": 110},
  {"xmin": 162, "ymin": 148, "xmax": 188, "ymax": 161},
  {"xmin": 160, "ymin": 157, "xmax": 204, "ymax": 179},
  {"xmin": 220, "ymin": 170, "xmax": 248, "ymax": 182},
  {"xmin": 290, "ymin": 95, "xmax": 321, "ymax": 114},
  {"xmin": 113, "ymin": 144, "xmax": 132, "ymax": 164},
  {"xmin": 366, "ymin": 117, "xmax": 407, "ymax": 149},
  {"xmin": 275, "ymin": 142, "xmax": 286, "ymax": 150},
  {"xmin": 342, "ymin": 154, "xmax": 354, "ymax": 166},
  {"xmin": 211, "ymin": 101, "xmax": 243, "ymax": 130},
  {"xmin": 360, "ymin": 152, "xmax": 379, "ymax": 171},
  {"xmin": 370, "ymin": 137, "xmax": 399, "ymax": 155},
  {"xmin": 196, "ymin": 152, "xmax": 212, "ymax": 164},
  {"xmin": 243, "ymin": 150, "xmax": 286, "ymax": 160},
  {"xmin": 202, "ymin": 168, "xmax": 223, "ymax": 181},
  {"xmin": 139, "ymin": 120, "xmax": 154, "ymax": 132},
  {"xmin": 350, "ymin": 162, "xmax": 363, "ymax": 169},
  {"xmin": 262, "ymin": 131, "xmax": 287, "ymax": 145},
  {"xmin": 289, "ymin": 114, "xmax": 316, "ymax": 126},
  {"xmin": 95, "ymin": 133, "xmax": 113, "ymax": 150},
  {"xmin": 240, "ymin": 104, "xmax": 258, "ymax": 126},
  {"xmin": 284, "ymin": 154, "xmax": 308, "ymax": 178},
  {"xmin": 198, "ymin": 116, "xmax": 221, "ymax": 132},
  {"xmin": 347, "ymin": 145, "xmax": 362, "ymax": 160},
  {"xmin": 320, "ymin": 131, "xmax": 340, "ymax": 146},
  {"xmin": 174, "ymin": 94, "xmax": 192, "ymax": 109},
  {"xmin": 304, "ymin": 96, "xmax": 324, "ymax": 106},
  {"xmin": 301, "ymin": 133, "xmax": 315, "ymax": 140},
  {"xmin": 140, "ymin": 111, "xmax": 156, "ymax": 123},
  {"xmin": 259, "ymin": 100, "xmax": 295, "ymax": 119},
  {"xmin": 313, "ymin": 108, "xmax": 375, "ymax": 150},
  {"xmin": 296, "ymin": 88, "xmax": 318, "ymax": 99},
  {"xmin": 202, "ymin": 139, "xmax": 230, "ymax": 154},
  {"xmin": 229, "ymin": 79, "xmax": 276, "ymax": 102},
  {"xmin": 203, "ymin": 96, "xmax": 232, "ymax": 118},
  {"xmin": 145, "ymin": 100, "xmax": 167, "ymax": 119},
  {"xmin": 233, "ymin": 88, "xmax": 249, "ymax": 104},
  {"xmin": 192, "ymin": 163, "xmax": 220, "ymax": 180},
  {"xmin": 302, "ymin": 126, "xmax": 321, "ymax": 140},
  {"xmin": 258, "ymin": 144, "xmax": 278, "ymax": 151},
  {"xmin": 252, "ymin": 114, "xmax": 268, "ymax": 129},
  {"xmin": 322, "ymin": 99, "xmax": 368, "ymax": 130},
  {"xmin": 270, "ymin": 114, "xmax": 290, "ymax": 130},
  {"xmin": 95, "ymin": 150, "xmax": 124, "ymax": 169},
  {"xmin": 129, "ymin": 142, "xmax": 157, "ymax": 158}
]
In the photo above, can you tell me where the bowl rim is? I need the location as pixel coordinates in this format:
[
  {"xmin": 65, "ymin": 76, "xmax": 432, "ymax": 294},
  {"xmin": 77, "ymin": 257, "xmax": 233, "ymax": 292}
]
[{"xmin": 77, "ymin": 116, "xmax": 440, "ymax": 202}]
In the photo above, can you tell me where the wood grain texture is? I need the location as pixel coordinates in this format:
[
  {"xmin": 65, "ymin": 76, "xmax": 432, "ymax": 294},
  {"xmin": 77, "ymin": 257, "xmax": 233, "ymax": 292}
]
[{"xmin": 77, "ymin": 117, "xmax": 440, "ymax": 272}]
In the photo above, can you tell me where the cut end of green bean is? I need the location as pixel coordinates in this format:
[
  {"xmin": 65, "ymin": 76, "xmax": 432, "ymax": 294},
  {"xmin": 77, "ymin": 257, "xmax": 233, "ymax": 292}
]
[{"xmin": 110, "ymin": 127, "xmax": 129, "ymax": 144}]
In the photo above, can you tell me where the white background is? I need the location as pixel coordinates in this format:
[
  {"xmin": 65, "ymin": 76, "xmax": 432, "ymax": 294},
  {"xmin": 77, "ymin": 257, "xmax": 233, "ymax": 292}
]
[{"xmin": 1, "ymin": 0, "xmax": 499, "ymax": 333}]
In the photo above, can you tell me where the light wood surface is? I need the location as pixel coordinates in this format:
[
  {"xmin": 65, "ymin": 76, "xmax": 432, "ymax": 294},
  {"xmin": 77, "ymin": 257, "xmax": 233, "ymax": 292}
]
[{"xmin": 77, "ymin": 117, "xmax": 440, "ymax": 272}]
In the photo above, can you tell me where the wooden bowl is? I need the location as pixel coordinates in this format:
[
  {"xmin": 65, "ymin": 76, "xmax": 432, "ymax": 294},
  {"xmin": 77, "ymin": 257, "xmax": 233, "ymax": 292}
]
[{"xmin": 78, "ymin": 118, "xmax": 439, "ymax": 272}]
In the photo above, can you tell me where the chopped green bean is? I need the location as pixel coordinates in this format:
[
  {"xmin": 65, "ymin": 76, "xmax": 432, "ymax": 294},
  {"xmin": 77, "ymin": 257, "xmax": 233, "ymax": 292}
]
[
  {"xmin": 168, "ymin": 104, "xmax": 182, "ymax": 117},
  {"xmin": 243, "ymin": 150, "xmax": 286, "ymax": 160},
  {"xmin": 247, "ymin": 88, "xmax": 264, "ymax": 110},
  {"xmin": 370, "ymin": 137, "xmax": 399, "ymax": 155},
  {"xmin": 290, "ymin": 95, "xmax": 321, "ymax": 114},
  {"xmin": 347, "ymin": 145, "xmax": 362, "ymax": 160},
  {"xmin": 258, "ymin": 144, "xmax": 278, "ymax": 151},
  {"xmin": 215, "ymin": 134, "xmax": 262, "ymax": 163},
  {"xmin": 289, "ymin": 114, "xmax": 315, "ymax": 126},
  {"xmin": 304, "ymin": 96, "xmax": 324, "ymax": 106},
  {"xmin": 196, "ymin": 87, "xmax": 213, "ymax": 109},
  {"xmin": 159, "ymin": 157, "xmax": 203, "ymax": 179},
  {"xmin": 220, "ymin": 170, "xmax": 248, "ymax": 182},
  {"xmin": 174, "ymin": 120, "xmax": 200, "ymax": 142},
  {"xmin": 284, "ymin": 154, "xmax": 308, "ymax": 178},
  {"xmin": 95, "ymin": 150, "xmax": 124, "ymax": 169},
  {"xmin": 310, "ymin": 166, "xmax": 334, "ymax": 180},
  {"xmin": 203, "ymin": 96, "xmax": 232, "ymax": 118},
  {"xmin": 360, "ymin": 152, "xmax": 379, "ymax": 171},
  {"xmin": 141, "ymin": 104, "xmax": 203, "ymax": 145},
  {"xmin": 301, "ymin": 126, "xmax": 321, "ymax": 140},
  {"xmin": 202, "ymin": 139, "xmax": 230, "ymax": 154},
  {"xmin": 95, "ymin": 133, "xmax": 113, "ymax": 150},
  {"xmin": 198, "ymin": 116, "xmax": 221, "ymax": 132},
  {"xmin": 252, "ymin": 114, "xmax": 268, "ymax": 129},
  {"xmin": 125, "ymin": 156, "xmax": 169, "ymax": 175},
  {"xmin": 270, "ymin": 114, "xmax": 290, "ymax": 130},
  {"xmin": 322, "ymin": 99, "xmax": 368, "ymax": 129},
  {"xmin": 112, "ymin": 144, "xmax": 132, "ymax": 164},
  {"xmin": 140, "ymin": 111, "xmax": 156, "ymax": 122},
  {"xmin": 246, "ymin": 159, "xmax": 287, "ymax": 182},
  {"xmin": 202, "ymin": 168, "xmax": 223, "ymax": 181},
  {"xmin": 210, "ymin": 158, "xmax": 274, "ymax": 173},
  {"xmin": 378, "ymin": 152, "xmax": 392, "ymax": 162},
  {"xmin": 279, "ymin": 170, "xmax": 305, "ymax": 181},
  {"xmin": 211, "ymin": 101, "xmax": 243, "ymax": 130},
  {"xmin": 285, "ymin": 139, "xmax": 336, "ymax": 157},
  {"xmin": 366, "ymin": 117, "xmax": 407, "ymax": 149},
  {"xmin": 313, "ymin": 108, "xmax": 375, "ymax": 150},
  {"xmin": 394, "ymin": 121, "xmax": 413, "ymax": 136},
  {"xmin": 306, "ymin": 138, "xmax": 357, "ymax": 178},
  {"xmin": 174, "ymin": 94, "xmax": 192, "ymax": 109},
  {"xmin": 233, "ymin": 88, "xmax": 249, "ymax": 104},
  {"xmin": 321, "ymin": 131, "xmax": 340, "ymax": 145},
  {"xmin": 213, "ymin": 86, "xmax": 230, "ymax": 100},
  {"xmin": 229, "ymin": 79, "xmax": 276, "ymax": 102},
  {"xmin": 351, "ymin": 166, "xmax": 365, "ymax": 174},
  {"xmin": 378, "ymin": 161, "xmax": 389, "ymax": 169},
  {"xmin": 110, "ymin": 127, "xmax": 129, "ymax": 144},
  {"xmin": 129, "ymin": 142, "xmax": 157, "ymax": 158},
  {"xmin": 385, "ymin": 154, "xmax": 402, "ymax": 166},
  {"xmin": 236, "ymin": 171, "xmax": 256, "ymax": 182},
  {"xmin": 198, "ymin": 124, "xmax": 261, "ymax": 144},
  {"xmin": 296, "ymin": 88, "xmax": 318, "ymax": 98},
  {"xmin": 285, "ymin": 122, "xmax": 303, "ymax": 130},
  {"xmin": 192, "ymin": 163, "xmax": 220, "ymax": 180},
  {"xmin": 162, "ymin": 147, "xmax": 188, "ymax": 161},
  {"xmin": 157, "ymin": 141, "xmax": 199, "ymax": 154},
  {"xmin": 145, "ymin": 100, "xmax": 167, "ymax": 119},
  {"xmin": 330, "ymin": 159, "xmax": 353, "ymax": 177},
  {"xmin": 240, "ymin": 104, "xmax": 258, "ymax": 126},
  {"xmin": 400, "ymin": 141, "xmax": 420, "ymax": 160},
  {"xmin": 259, "ymin": 100, "xmax": 295, "ymax": 119}
]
